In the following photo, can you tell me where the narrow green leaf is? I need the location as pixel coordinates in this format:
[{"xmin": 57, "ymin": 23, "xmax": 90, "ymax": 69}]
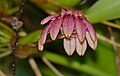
[
  {"xmin": 19, "ymin": 30, "xmax": 42, "ymax": 45},
  {"xmin": 0, "ymin": 44, "xmax": 7, "ymax": 47},
  {"xmin": 85, "ymin": 0, "xmax": 120, "ymax": 23},
  {"xmin": 0, "ymin": 50, "xmax": 11, "ymax": 58},
  {"xmin": 56, "ymin": 0, "xmax": 80, "ymax": 7},
  {"xmin": 43, "ymin": 51, "xmax": 111, "ymax": 76},
  {"xmin": 0, "ymin": 21, "xmax": 13, "ymax": 33},
  {"xmin": 7, "ymin": 6, "xmax": 19, "ymax": 15},
  {"xmin": 0, "ymin": 36, "xmax": 8, "ymax": 43}
]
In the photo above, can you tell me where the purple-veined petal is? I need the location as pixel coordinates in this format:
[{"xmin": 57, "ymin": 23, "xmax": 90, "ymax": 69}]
[
  {"xmin": 75, "ymin": 18, "xmax": 86, "ymax": 42},
  {"xmin": 64, "ymin": 38, "xmax": 75, "ymax": 56},
  {"xmin": 41, "ymin": 14, "xmax": 59, "ymax": 25},
  {"xmin": 66, "ymin": 9, "xmax": 72, "ymax": 15},
  {"xmin": 74, "ymin": 11, "xmax": 82, "ymax": 17},
  {"xmin": 81, "ymin": 40, "xmax": 87, "ymax": 56},
  {"xmin": 94, "ymin": 39, "xmax": 98, "ymax": 50},
  {"xmin": 86, "ymin": 31, "xmax": 97, "ymax": 50},
  {"xmin": 38, "ymin": 22, "xmax": 52, "ymax": 51},
  {"xmin": 61, "ymin": 9, "xmax": 66, "ymax": 16},
  {"xmin": 38, "ymin": 43, "xmax": 44, "ymax": 51},
  {"xmin": 73, "ymin": 11, "xmax": 79, "ymax": 17},
  {"xmin": 76, "ymin": 36, "xmax": 82, "ymax": 56},
  {"xmin": 82, "ymin": 17, "xmax": 96, "ymax": 42},
  {"xmin": 50, "ymin": 18, "xmax": 63, "ymax": 40},
  {"xmin": 39, "ymin": 23, "xmax": 51, "ymax": 45},
  {"xmin": 62, "ymin": 15, "xmax": 74, "ymax": 38},
  {"xmin": 76, "ymin": 35, "xmax": 87, "ymax": 56}
]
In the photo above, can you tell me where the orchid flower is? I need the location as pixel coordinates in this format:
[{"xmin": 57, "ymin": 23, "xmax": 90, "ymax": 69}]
[{"xmin": 38, "ymin": 9, "xmax": 97, "ymax": 56}]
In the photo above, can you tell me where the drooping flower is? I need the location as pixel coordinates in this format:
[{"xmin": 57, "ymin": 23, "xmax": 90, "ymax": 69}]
[{"xmin": 38, "ymin": 9, "xmax": 97, "ymax": 56}]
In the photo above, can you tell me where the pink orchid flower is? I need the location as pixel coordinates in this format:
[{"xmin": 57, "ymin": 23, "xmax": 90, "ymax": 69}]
[{"xmin": 38, "ymin": 9, "xmax": 97, "ymax": 56}]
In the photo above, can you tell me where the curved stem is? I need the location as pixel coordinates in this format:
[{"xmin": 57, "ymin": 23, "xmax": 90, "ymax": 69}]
[
  {"xmin": 41, "ymin": 56, "xmax": 63, "ymax": 76},
  {"xmin": 29, "ymin": 58, "xmax": 42, "ymax": 76}
]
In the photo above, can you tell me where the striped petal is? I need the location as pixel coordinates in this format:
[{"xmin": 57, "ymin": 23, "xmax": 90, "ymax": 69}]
[
  {"xmin": 66, "ymin": 9, "xmax": 72, "ymax": 15},
  {"xmin": 62, "ymin": 15, "xmax": 74, "ymax": 38},
  {"xmin": 61, "ymin": 9, "xmax": 66, "ymax": 16},
  {"xmin": 74, "ymin": 11, "xmax": 82, "ymax": 17},
  {"xmin": 76, "ymin": 35, "xmax": 87, "ymax": 56},
  {"xmin": 38, "ymin": 43, "xmax": 44, "ymax": 51},
  {"xmin": 73, "ymin": 11, "xmax": 79, "ymax": 17},
  {"xmin": 86, "ymin": 31, "xmax": 97, "ymax": 50},
  {"xmin": 82, "ymin": 17, "xmax": 96, "ymax": 42},
  {"xmin": 50, "ymin": 18, "xmax": 63, "ymax": 40},
  {"xmin": 81, "ymin": 40, "xmax": 87, "ymax": 55},
  {"xmin": 95, "ymin": 39, "xmax": 98, "ymax": 50},
  {"xmin": 41, "ymin": 14, "xmax": 58, "ymax": 25},
  {"xmin": 75, "ymin": 18, "xmax": 86, "ymax": 42},
  {"xmin": 38, "ymin": 23, "xmax": 51, "ymax": 45},
  {"xmin": 64, "ymin": 38, "xmax": 75, "ymax": 56}
]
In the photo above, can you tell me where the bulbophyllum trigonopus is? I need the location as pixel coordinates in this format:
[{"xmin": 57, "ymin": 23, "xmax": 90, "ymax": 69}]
[{"xmin": 38, "ymin": 9, "xmax": 97, "ymax": 56}]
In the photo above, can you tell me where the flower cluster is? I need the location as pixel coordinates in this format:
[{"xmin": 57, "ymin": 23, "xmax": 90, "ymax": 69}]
[{"xmin": 38, "ymin": 9, "xmax": 97, "ymax": 56}]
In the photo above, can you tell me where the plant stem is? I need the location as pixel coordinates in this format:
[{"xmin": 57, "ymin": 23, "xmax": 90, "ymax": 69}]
[
  {"xmin": 0, "ymin": 71, "xmax": 6, "ymax": 76},
  {"xmin": 96, "ymin": 33, "xmax": 120, "ymax": 47},
  {"xmin": 41, "ymin": 56, "xmax": 63, "ymax": 76},
  {"xmin": 29, "ymin": 58, "xmax": 42, "ymax": 76},
  {"xmin": 102, "ymin": 21, "xmax": 120, "ymax": 29}
]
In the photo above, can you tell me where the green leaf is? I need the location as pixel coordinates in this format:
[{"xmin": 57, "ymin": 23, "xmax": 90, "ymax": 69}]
[
  {"xmin": 19, "ymin": 30, "xmax": 42, "ymax": 45},
  {"xmin": 0, "ymin": 51, "xmax": 11, "ymax": 58},
  {"xmin": 0, "ymin": 21, "xmax": 13, "ymax": 33},
  {"xmin": 56, "ymin": 0, "xmax": 80, "ymax": 7},
  {"xmin": 42, "ymin": 3, "xmax": 60, "ymax": 11},
  {"xmin": 86, "ymin": 39, "xmax": 116, "ymax": 76},
  {"xmin": 43, "ymin": 51, "xmax": 111, "ymax": 76},
  {"xmin": 7, "ymin": 6, "xmax": 19, "ymax": 15},
  {"xmin": 42, "ymin": 0, "xmax": 80, "ymax": 12},
  {"xmin": 85, "ymin": 0, "xmax": 120, "ymax": 23}
]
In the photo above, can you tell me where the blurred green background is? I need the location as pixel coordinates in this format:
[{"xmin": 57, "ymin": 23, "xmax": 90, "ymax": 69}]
[{"xmin": 0, "ymin": 0, "xmax": 120, "ymax": 76}]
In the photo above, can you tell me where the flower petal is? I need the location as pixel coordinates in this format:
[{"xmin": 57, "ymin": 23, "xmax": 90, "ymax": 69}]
[
  {"xmin": 61, "ymin": 9, "xmax": 66, "ymax": 16},
  {"xmin": 81, "ymin": 40, "xmax": 87, "ymax": 56},
  {"xmin": 73, "ymin": 11, "xmax": 82, "ymax": 17},
  {"xmin": 86, "ymin": 31, "xmax": 97, "ymax": 50},
  {"xmin": 75, "ymin": 18, "xmax": 86, "ymax": 42},
  {"xmin": 76, "ymin": 35, "xmax": 87, "ymax": 56},
  {"xmin": 38, "ymin": 43, "xmax": 44, "ymax": 51},
  {"xmin": 39, "ymin": 23, "xmax": 51, "ymax": 45},
  {"xmin": 66, "ymin": 9, "xmax": 72, "ymax": 15},
  {"xmin": 62, "ymin": 15, "xmax": 74, "ymax": 38},
  {"xmin": 50, "ymin": 18, "xmax": 63, "ymax": 40},
  {"xmin": 94, "ymin": 39, "xmax": 98, "ymax": 50},
  {"xmin": 63, "ymin": 38, "xmax": 75, "ymax": 56},
  {"xmin": 41, "ymin": 14, "xmax": 58, "ymax": 25},
  {"xmin": 82, "ymin": 17, "xmax": 96, "ymax": 42}
]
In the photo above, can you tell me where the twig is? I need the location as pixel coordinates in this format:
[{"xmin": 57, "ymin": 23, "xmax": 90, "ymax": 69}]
[
  {"xmin": 96, "ymin": 33, "xmax": 120, "ymax": 47},
  {"xmin": 102, "ymin": 21, "xmax": 120, "ymax": 29},
  {"xmin": 28, "ymin": 58, "xmax": 42, "ymax": 76},
  {"xmin": 0, "ymin": 71, "xmax": 6, "ymax": 76},
  {"xmin": 12, "ymin": 29, "xmax": 18, "ymax": 76},
  {"xmin": 41, "ymin": 56, "xmax": 63, "ymax": 76},
  {"xmin": 107, "ymin": 27, "xmax": 120, "ymax": 76},
  {"xmin": 107, "ymin": 27, "xmax": 117, "ymax": 51}
]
